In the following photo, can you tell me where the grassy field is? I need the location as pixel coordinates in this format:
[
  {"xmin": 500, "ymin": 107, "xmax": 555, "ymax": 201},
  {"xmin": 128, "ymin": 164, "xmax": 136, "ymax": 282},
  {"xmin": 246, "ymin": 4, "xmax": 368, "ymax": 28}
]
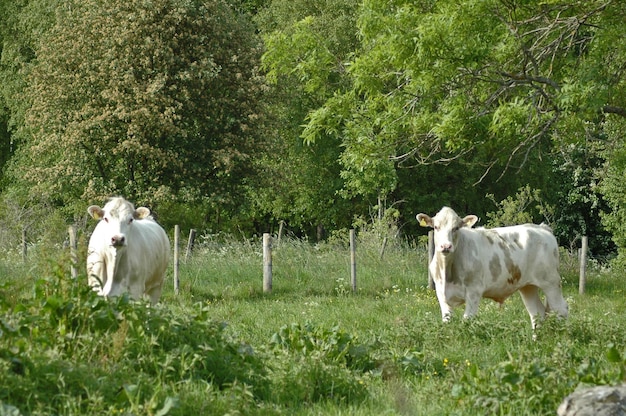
[{"xmin": 2, "ymin": 231, "xmax": 626, "ymax": 415}]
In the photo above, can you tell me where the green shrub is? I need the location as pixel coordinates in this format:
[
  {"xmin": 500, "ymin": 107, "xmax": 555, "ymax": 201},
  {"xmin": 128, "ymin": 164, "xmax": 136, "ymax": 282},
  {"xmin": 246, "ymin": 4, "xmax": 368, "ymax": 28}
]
[
  {"xmin": 269, "ymin": 354, "xmax": 370, "ymax": 406},
  {"xmin": 270, "ymin": 322, "xmax": 378, "ymax": 372},
  {"xmin": 0, "ymin": 270, "xmax": 270, "ymax": 414}
]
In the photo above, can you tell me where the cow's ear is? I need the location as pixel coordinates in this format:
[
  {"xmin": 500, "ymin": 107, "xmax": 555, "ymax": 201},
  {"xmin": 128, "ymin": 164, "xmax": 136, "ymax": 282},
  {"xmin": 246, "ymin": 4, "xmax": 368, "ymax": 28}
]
[
  {"xmin": 416, "ymin": 213, "xmax": 433, "ymax": 228},
  {"xmin": 462, "ymin": 215, "xmax": 479, "ymax": 228},
  {"xmin": 134, "ymin": 207, "xmax": 151, "ymax": 219},
  {"xmin": 88, "ymin": 205, "xmax": 104, "ymax": 220}
]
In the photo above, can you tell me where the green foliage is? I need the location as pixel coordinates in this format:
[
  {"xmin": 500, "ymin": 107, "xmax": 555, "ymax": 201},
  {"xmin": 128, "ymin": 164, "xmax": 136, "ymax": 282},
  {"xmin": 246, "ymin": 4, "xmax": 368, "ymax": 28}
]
[
  {"xmin": 450, "ymin": 330, "xmax": 626, "ymax": 416},
  {"xmin": 270, "ymin": 322, "xmax": 378, "ymax": 373},
  {"xmin": 485, "ymin": 185, "xmax": 553, "ymax": 227},
  {"xmin": 268, "ymin": 322, "xmax": 372, "ymax": 405},
  {"xmin": 6, "ymin": 0, "xmax": 264, "ymax": 221},
  {"xmin": 451, "ymin": 351, "xmax": 571, "ymax": 414},
  {"xmin": 253, "ymin": 0, "xmax": 361, "ymax": 235},
  {"xmin": 258, "ymin": 0, "xmax": 626, "ymax": 248},
  {"xmin": 550, "ymin": 140, "xmax": 614, "ymax": 256},
  {"xmin": 3, "ymin": 236, "xmax": 626, "ymax": 414},
  {"xmin": 1, "ymin": 0, "xmax": 626, "ymax": 259},
  {"xmin": 599, "ymin": 118, "xmax": 626, "ymax": 267},
  {"xmin": 0, "ymin": 270, "xmax": 270, "ymax": 414}
]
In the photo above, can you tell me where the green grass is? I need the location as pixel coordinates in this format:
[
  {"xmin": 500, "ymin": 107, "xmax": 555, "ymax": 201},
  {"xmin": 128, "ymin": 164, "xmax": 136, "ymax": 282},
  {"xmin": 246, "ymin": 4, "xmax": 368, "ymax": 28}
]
[{"xmin": 1, "ymin": 233, "xmax": 626, "ymax": 415}]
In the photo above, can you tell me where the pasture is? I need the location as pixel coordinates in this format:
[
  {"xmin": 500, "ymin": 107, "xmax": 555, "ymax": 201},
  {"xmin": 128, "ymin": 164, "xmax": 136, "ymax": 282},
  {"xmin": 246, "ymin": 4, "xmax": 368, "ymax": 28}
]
[{"xmin": 1, "ymin": 231, "xmax": 626, "ymax": 415}]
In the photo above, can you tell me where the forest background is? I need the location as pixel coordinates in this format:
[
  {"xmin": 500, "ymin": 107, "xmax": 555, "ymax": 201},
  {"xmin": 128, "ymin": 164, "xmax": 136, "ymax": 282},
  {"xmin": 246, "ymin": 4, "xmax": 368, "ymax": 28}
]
[{"xmin": 0, "ymin": 0, "xmax": 625, "ymax": 264}]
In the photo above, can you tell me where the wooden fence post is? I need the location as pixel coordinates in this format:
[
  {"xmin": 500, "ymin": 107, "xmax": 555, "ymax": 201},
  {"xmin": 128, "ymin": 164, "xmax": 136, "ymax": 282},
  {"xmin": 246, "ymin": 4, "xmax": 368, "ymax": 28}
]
[
  {"xmin": 68, "ymin": 226, "xmax": 78, "ymax": 279},
  {"xmin": 427, "ymin": 231, "xmax": 435, "ymax": 290},
  {"xmin": 185, "ymin": 229, "xmax": 196, "ymax": 263},
  {"xmin": 263, "ymin": 233, "xmax": 272, "ymax": 293},
  {"xmin": 21, "ymin": 228, "xmax": 27, "ymax": 262},
  {"xmin": 350, "ymin": 229, "xmax": 357, "ymax": 293},
  {"xmin": 174, "ymin": 225, "xmax": 180, "ymax": 295},
  {"xmin": 579, "ymin": 236, "xmax": 588, "ymax": 295},
  {"xmin": 277, "ymin": 221, "xmax": 285, "ymax": 248},
  {"xmin": 379, "ymin": 236, "xmax": 388, "ymax": 260}
]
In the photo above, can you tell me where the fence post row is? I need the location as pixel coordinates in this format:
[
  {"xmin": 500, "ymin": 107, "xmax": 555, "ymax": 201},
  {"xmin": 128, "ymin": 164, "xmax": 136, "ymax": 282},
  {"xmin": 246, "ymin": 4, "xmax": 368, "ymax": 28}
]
[
  {"xmin": 173, "ymin": 225, "xmax": 180, "ymax": 295},
  {"xmin": 579, "ymin": 236, "xmax": 588, "ymax": 295},
  {"xmin": 185, "ymin": 229, "xmax": 196, "ymax": 263},
  {"xmin": 350, "ymin": 229, "xmax": 357, "ymax": 293},
  {"xmin": 58, "ymin": 226, "xmax": 589, "ymax": 296},
  {"xmin": 68, "ymin": 226, "xmax": 78, "ymax": 279},
  {"xmin": 263, "ymin": 233, "xmax": 272, "ymax": 293},
  {"xmin": 22, "ymin": 228, "xmax": 27, "ymax": 263}
]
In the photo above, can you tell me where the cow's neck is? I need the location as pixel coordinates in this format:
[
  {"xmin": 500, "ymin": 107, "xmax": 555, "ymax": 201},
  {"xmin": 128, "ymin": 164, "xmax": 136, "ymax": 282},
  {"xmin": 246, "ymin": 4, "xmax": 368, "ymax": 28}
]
[
  {"xmin": 433, "ymin": 252, "xmax": 457, "ymax": 284},
  {"xmin": 106, "ymin": 249, "xmax": 127, "ymax": 285}
]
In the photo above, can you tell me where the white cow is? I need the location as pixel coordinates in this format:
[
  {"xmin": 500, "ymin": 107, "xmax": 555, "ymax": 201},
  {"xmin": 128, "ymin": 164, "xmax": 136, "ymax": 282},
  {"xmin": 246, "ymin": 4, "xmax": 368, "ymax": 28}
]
[
  {"xmin": 417, "ymin": 206, "xmax": 568, "ymax": 330},
  {"xmin": 86, "ymin": 197, "xmax": 170, "ymax": 304}
]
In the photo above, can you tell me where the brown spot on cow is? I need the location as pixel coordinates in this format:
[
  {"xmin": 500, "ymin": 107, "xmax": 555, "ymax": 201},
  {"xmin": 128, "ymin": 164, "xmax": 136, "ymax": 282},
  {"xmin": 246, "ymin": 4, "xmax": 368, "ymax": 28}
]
[
  {"xmin": 489, "ymin": 253, "xmax": 502, "ymax": 281},
  {"xmin": 507, "ymin": 262, "xmax": 522, "ymax": 285}
]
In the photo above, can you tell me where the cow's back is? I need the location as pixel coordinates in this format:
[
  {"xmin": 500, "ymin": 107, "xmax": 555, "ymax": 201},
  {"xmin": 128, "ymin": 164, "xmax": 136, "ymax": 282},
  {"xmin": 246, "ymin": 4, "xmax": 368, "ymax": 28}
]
[
  {"xmin": 124, "ymin": 218, "xmax": 170, "ymax": 291},
  {"xmin": 471, "ymin": 224, "xmax": 561, "ymax": 295},
  {"xmin": 489, "ymin": 224, "xmax": 559, "ymax": 274}
]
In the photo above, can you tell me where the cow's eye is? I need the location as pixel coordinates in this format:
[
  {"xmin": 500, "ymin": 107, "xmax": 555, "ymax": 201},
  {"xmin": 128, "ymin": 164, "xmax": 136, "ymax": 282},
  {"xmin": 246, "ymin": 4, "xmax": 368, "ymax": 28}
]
[
  {"xmin": 104, "ymin": 217, "xmax": 109, "ymax": 223},
  {"xmin": 129, "ymin": 218, "xmax": 134, "ymax": 224},
  {"xmin": 434, "ymin": 226, "xmax": 440, "ymax": 231}
]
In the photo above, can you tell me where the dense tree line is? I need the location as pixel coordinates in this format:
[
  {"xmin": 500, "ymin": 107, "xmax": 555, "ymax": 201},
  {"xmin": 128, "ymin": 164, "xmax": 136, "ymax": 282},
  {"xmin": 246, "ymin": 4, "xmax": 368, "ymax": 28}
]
[{"xmin": 0, "ymin": 0, "xmax": 624, "ymax": 262}]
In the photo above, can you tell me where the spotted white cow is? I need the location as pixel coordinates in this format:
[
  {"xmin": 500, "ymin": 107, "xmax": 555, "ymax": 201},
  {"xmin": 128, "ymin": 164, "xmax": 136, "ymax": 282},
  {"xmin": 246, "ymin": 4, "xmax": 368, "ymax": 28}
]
[
  {"xmin": 417, "ymin": 206, "xmax": 568, "ymax": 330},
  {"xmin": 87, "ymin": 197, "xmax": 170, "ymax": 304}
]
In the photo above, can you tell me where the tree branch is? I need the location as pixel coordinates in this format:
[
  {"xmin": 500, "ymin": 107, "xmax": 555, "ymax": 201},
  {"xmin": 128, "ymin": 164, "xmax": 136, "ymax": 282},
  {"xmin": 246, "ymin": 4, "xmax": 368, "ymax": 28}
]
[{"xmin": 602, "ymin": 105, "xmax": 626, "ymax": 118}]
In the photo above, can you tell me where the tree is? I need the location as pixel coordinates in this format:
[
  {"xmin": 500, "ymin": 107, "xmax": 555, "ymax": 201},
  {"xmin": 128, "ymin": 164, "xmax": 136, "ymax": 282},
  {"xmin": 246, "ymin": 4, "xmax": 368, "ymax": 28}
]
[
  {"xmin": 306, "ymin": 0, "xmax": 622, "ymax": 184},
  {"xmin": 599, "ymin": 118, "xmax": 626, "ymax": 265},
  {"xmin": 0, "ymin": 0, "xmax": 63, "ymax": 190},
  {"xmin": 287, "ymin": 0, "xmax": 625, "ymax": 241},
  {"xmin": 8, "ymin": 0, "xmax": 264, "ymax": 224},
  {"xmin": 254, "ymin": 0, "xmax": 363, "ymax": 236}
]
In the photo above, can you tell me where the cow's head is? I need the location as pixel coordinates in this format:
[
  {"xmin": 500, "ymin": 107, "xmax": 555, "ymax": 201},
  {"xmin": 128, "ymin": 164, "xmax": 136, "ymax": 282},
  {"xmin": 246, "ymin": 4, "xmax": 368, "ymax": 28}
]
[
  {"xmin": 88, "ymin": 197, "xmax": 151, "ymax": 248},
  {"xmin": 417, "ymin": 206, "xmax": 478, "ymax": 255}
]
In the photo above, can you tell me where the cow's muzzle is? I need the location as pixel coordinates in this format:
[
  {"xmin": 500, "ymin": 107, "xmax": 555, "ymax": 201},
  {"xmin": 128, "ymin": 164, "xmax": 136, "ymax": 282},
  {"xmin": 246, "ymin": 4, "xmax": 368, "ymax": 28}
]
[
  {"xmin": 111, "ymin": 235, "xmax": 126, "ymax": 247},
  {"xmin": 439, "ymin": 243, "xmax": 453, "ymax": 254}
]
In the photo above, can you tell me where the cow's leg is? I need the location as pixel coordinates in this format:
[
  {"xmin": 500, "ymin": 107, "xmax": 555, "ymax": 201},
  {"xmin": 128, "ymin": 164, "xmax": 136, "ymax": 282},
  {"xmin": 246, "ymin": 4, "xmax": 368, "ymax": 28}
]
[
  {"xmin": 145, "ymin": 282, "xmax": 163, "ymax": 305},
  {"xmin": 519, "ymin": 285, "xmax": 546, "ymax": 330},
  {"xmin": 463, "ymin": 291, "xmax": 481, "ymax": 319},
  {"xmin": 434, "ymin": 284, "xmax": 453, "ymax": 322},
  {"xmin": 543, "ymin": 283, "xmax": 569, "ymax": 319},
  {"xmin": 127, "ymin": 277, "xmax": 147, "ymax": 301}
]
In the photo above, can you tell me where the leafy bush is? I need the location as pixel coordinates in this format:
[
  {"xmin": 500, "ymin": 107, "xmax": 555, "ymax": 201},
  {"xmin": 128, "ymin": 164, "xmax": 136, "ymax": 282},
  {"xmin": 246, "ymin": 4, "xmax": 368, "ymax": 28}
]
[
  {"xmin": 269, "ymin": 355, "xmax": 369, "ymax": 406},
  {"xmin": 268, "ymin": 322, "xmax": 374, "ymax": 405},
  {"xmin": 485, "ymin": 185, "xmax": 553, "ymax": 227},
  {"xmin": 449, "ymin": 326, "xmax": 626, "ymax": 416},
  {"xmin": 0, "ymin": 270, "xmax": 270, "ymax": 414},
  {"xmin": 270, "ymin": 322, "xmax": 378, "ymax": 372}
]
